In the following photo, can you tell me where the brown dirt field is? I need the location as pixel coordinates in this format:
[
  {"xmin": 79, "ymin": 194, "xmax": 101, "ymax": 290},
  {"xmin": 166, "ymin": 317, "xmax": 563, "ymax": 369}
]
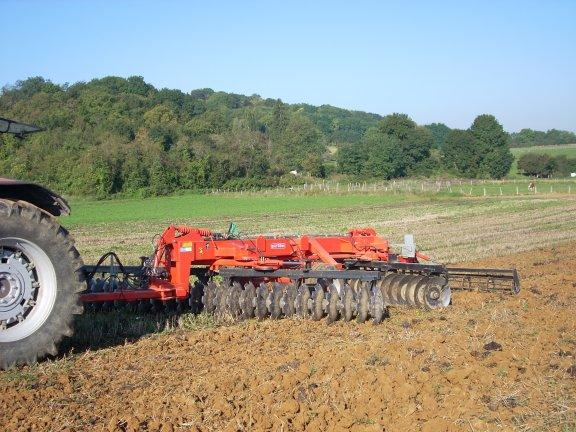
[{"xmin": 2, "ymin": 242, "xmax": 576, "ymax": 432}]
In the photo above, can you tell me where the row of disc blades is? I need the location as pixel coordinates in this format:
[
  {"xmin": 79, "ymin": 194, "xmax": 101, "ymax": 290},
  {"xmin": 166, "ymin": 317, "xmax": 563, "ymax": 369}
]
[
  {"xmin": 201, "ymin": 273, "xmax": 451, "ymax": 324},
  {"xmin": 83, "ymin": 273, "xmax": 451, "ymax": 319}
]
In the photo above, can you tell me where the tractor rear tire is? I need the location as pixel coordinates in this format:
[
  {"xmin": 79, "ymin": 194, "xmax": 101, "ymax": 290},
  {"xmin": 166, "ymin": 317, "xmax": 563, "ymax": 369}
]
[{"xmin": 0, "ymin": 200, "xmax": 84, "ymax": 369}]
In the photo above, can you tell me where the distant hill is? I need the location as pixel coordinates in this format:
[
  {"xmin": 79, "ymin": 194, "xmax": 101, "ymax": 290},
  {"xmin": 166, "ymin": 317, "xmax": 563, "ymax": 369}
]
[
  {"xmin": 0, "ymin": 76, "xmax": 381, "ymax": 197},
  {"xmin": 1, "ymin": 76, "xmax": 572, "ymax": 197}
]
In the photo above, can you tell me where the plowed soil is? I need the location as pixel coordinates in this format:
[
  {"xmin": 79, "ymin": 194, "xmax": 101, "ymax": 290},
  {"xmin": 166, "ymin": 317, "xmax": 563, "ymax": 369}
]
[{"xmin": 2, "ymin": 243, "xmax": 576, "ymax": 432}]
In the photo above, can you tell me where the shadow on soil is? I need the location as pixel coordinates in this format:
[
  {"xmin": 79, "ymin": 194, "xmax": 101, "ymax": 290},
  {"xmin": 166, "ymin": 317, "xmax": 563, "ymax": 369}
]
[{"xmin": 58, "ymin": 308, "xmax": 216, "ymax": 356}]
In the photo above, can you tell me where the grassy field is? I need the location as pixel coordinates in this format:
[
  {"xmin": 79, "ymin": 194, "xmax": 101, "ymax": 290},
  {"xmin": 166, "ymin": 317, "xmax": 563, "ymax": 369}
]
[
  {"xmin": 66, "ymin": 179, "xmax": 576, "ymax": 227},
  {"xmin": 509, "ymin": 143, "xmax": 576, "ymax": 177}
]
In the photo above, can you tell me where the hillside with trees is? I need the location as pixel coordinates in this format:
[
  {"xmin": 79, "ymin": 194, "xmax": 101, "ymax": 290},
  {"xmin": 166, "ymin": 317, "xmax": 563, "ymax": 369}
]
[
  {"xmin": 509, "ymin": 128, "xmax": 576, "ymax": 147},
  {"xmin": 517, "ymin": 153, "xmax": 576, "ymax": 177},
  {"xmin": 0, "ymin": 76, "xmax": 381, "ymax": 198},
  {"xmin": 2, "ymin": 76, "xmax": 567, "ymax": 198}
]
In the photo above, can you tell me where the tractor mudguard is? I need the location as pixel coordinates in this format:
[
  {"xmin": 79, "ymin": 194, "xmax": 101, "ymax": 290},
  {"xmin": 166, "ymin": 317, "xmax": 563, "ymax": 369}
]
[{"xmin": 0, "ymin": 178, "xmax": 70, "ymax": 216}]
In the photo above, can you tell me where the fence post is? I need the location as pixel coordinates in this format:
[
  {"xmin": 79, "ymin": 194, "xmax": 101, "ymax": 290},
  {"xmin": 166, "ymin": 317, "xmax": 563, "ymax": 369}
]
[
  {"xmin": 483, "ymin": 187, "xmax": 486, "ymax": 196},
  {"xmin": 516, "ymin": 186, "xmax": 519, "ymax": 195},
  {"xmin": 500, "ymin": 187, "xmax": 502, "ymax": 196}
]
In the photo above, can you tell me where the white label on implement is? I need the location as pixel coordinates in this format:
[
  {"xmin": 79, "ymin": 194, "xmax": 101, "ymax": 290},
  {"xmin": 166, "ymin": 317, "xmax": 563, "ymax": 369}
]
[
  {"xmin": 270, "ymin": 242, "xmax": 286, "ymax": 250},
  {"xmin": 180, "ymin": 242, "xmax": 193, "ymax": 253}
]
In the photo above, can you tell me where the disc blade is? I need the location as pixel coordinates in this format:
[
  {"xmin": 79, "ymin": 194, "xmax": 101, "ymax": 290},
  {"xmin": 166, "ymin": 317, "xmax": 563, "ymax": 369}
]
[
  {"xmin": 341, "ymin": 283, "xmax": 355, "ymax": 322},
  {"xmin": 403, "ymin": 275, "xmax": 422, "ymax": 307},
  {"xmin": 227, "ymin": 281, "xmax": 242, "ymax": 318},
  {"xmin": 385, "ymin": 274, "xmax": 403, "ymax": 305},
  {"xmin": 295, "ymin": 284, "xmax": 311, "ymax": 318},
  {"xmin": 270, "ymin": 283, "xmax": 284, "ymax": 319},
  {"xmin": 423, "ymin": 276, "xmax": 449, "ymax": 309},
  {"xmin": 356, "ymin": 282, "xmax": 370, "ymax": 323},
  {"xmin": 370, "ymin": 283, "xmax": 385, "ymax": 324},
  {"xmin": 326, "ymin": 284, "xmax": 339, "ymax": 324},
  {"xmin": 282, "ymin": 282, "xmax": 297, "ymax": 317},
  {"xmin": 240, "ymin": 282, "xmax": 256, "ymax": 319},
  {"xmin": 255, "ymin": 283, "xmax": 269, "ymax": 319},
  {"xmin": 311, "ymin": 284, "xmax": 325, "ymax": 321}
]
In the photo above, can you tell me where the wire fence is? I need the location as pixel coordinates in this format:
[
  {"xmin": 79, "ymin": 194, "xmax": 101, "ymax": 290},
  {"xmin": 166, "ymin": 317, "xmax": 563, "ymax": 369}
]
[{"xmin": 210, "ymin": 178, "xmax": 576, "ymax": 198}]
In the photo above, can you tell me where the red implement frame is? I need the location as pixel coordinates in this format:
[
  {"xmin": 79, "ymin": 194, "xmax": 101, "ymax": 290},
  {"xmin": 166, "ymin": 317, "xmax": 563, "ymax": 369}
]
[{"xmin": 80, "ymin": 226, "xmax": 420, "ymax": 303}]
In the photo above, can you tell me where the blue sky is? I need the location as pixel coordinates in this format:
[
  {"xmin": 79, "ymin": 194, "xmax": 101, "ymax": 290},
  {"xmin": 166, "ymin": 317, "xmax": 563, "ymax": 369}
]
[{"xmin": 1, "ymin": 0, "xmax": 575, "ymax": 132}]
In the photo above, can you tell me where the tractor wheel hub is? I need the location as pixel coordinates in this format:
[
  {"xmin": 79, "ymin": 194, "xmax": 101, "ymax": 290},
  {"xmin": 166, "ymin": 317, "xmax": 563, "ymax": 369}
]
[{"xmin": 0, "ymin": 250, "xmax": 36, "ymax": 327}]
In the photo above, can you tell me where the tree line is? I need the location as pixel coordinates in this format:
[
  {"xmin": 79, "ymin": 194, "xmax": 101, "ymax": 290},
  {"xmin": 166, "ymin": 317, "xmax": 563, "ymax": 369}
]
[
  {"xmin": 0, "ymin": 76, "xmax": 568, "ymax": 198},
  {"xmin": 0, "ymin": 76, "xmax": 380, "ymax": 198},
  {"xmin": 509, "ymin": 128, "xmax": 576, "ymax": 148},
  {"xmin": 339, "ymin": 113, "xmax": 514, "ymax": 180},
  {"xmin": 517, "ymin": 153, "xmax": 576, "ymax": 178}
]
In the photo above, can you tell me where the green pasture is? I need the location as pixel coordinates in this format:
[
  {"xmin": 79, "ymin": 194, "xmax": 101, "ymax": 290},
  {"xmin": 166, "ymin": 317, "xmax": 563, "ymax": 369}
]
[
  {"xmin": 66, "ymin": 179, "xmax": 576, "ymax": 228},
  {"xmin": 66, "ymin": 191, "xmax": 415, "ymax": 227},
  {"xmin": 509, "ymin": 143, "xmax": 576, "ymax": 178}
]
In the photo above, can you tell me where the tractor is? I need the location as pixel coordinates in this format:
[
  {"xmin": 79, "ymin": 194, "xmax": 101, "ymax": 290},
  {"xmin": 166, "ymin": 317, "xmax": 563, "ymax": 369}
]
[{"xmin": 0, "ymin": 118, "xmax": 84, "ymax": 369}]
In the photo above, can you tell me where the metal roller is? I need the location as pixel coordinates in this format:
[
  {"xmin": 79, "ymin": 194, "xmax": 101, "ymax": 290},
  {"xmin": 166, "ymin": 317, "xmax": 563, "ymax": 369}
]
[
  {"xmin": 377, "ymin": 273, "xmax": 394, "ymax": 305},
  {"xmin": 215, "ymin": 282, "xmax": 228, "ymax": 316},
  {"xmin": 409, "ymin": 276, "xmax": 428, "ymax": 308}
]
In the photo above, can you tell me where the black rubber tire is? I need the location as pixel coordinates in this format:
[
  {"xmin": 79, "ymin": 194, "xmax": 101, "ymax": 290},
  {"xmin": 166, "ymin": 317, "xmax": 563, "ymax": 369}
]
[{"xmin": 0, "ymin": 200, "xmax": 84, "ymax": 369}]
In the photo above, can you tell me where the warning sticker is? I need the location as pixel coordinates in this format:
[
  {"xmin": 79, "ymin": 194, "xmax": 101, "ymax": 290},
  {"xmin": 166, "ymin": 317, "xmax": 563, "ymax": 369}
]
[
  {"xmin": 180, "ymin": 241, "xmax": 193, "ymax": 253},
  {"xmin": 270, "ymin": 242, "xmax": 286, "ymax": 250}
]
